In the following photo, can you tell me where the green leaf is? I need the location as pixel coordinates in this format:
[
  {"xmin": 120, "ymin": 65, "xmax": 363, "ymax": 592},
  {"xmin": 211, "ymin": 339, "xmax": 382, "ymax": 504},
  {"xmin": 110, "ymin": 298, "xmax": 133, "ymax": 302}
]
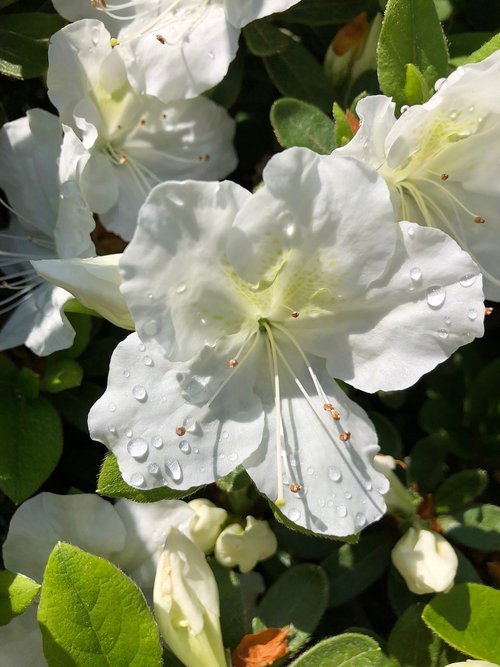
[
  {"xmin": 255, "ymin": 564, "xmax": 329, "ymax": 654},
  {"xmin": 0, "ymin": 29, "xmax": 48, "ymax": 80},
  {"xmin": 451, "ymin": 33, "xmax": 500, "ymax": 66},
  {"xmin": 282, "ymin": 0, "xmax": 369, "ymax": 25},
  {"xmin": 367, "ymin": 412, "xmax": 402, "ymax": 457},
  {"xmin": 38, "ymin": 542, "xmax": 162, "ymax": 667},
  {"xmin": 439, "ymin": 504, "xmax": 500, "ymax": 551},
  {"xmin": 422, "ymin": 583, "xmax": 500, "ymax": 662},
  {"xmin": 0, "ymin": 13, "xmax": 66, "ymax": 39},
  {"xmin": 208, "ymin": 559, "xmax": 245, "ymax": 651},
  {"xmin": 0, "ymin": 571, "xmax": 40, "ymax": 626},
  {"xmin": 434, "ymin": 0, "xmax": 453, "ymax": 22},
  {"xmin": 244, "ymin": 21, "xmax": 289, "ymax": 56},
  {"xmin": 322, "ymin": 530, "xmax": 396, "ymax": 607},
  {"xmin": 263, "ymin": 35, "xmax": 333, "ymax": 111},
  {"xmin": 332, "ymin": 102, "xmax": 354, "ymax": 147},
  {"xmin": 409, "ymin": 436, "xmax": 448, "ymax": 492},
  {"xmin": 0, "ymin": 394, "xmax": 63, "ymax": 504},
  {"xmin": 41, "ymin": 359, "xmax": 84, "ymax": 394},
  {"xmin": 377, "ymin": 0, "xmax": 448, "ymax": 109},
  {"xmin": 15, "ymin": 368, "xmax": 40, "ymax": 400},
  {"xmin": 97, "ymin": 453, "xmax": 200, "ymax": 502},
  {"xmin": 54, "ymin": 312, "xmax": 93, "ymax": 360},
  {"xmin": 434, "ymin": 470, "xmax": 488, "ymax": 514},
  {"xmin": 52, "ymin": 381, "xmax": 103, "ymax": 432},
  {"xmin": 404, "ymin": 63, "xmax": 431, "ymax": 105},
  {"xmin": 270, "ymin": 97, "xmax": 336, "ymax": 153},
  {"xmin": 288, "ymin": 633, "xmax": 387, "ymax": 666}
]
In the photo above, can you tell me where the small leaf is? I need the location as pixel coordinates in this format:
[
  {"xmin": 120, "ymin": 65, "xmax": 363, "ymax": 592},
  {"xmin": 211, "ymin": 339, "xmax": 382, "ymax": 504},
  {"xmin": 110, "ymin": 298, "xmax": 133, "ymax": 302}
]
[
  {"xmin": 404, "ymin": 63, "xmax": 431, "ymax": 105},
  {"xmin": 434, "ymin": 470, "xmax": 488, "ymax": 514},
  {"xmin": 439, "ymin": 504, "xmax": 500, "ymax": 551},
  {"xmin": 38, "ymin": 542, "xmax": 162, "ymax": 667},
  {"xmin": 288, "ymin": 633, "xmax": 388, "ymax": 666},
  {"xmin": 97, "ymin": 453, "xmax": 200, "ymax": 502},
  {"xmin": 0, "ymin": 571, "xmax": 40, "ymax": 626},
  {"xmin": 244, "ymin": 21, "xmax": 289, "ymax": 56},
  {"xmin": 41, "ymin": 359, "xmax": 84, "ymax": 394},
  {"xmin": 271, "ymin": 97, "xmax": 336, "ymax": 153},
  {"xmin": 422, "ymin": 583, "xmax": 500, "ymax": 662}
]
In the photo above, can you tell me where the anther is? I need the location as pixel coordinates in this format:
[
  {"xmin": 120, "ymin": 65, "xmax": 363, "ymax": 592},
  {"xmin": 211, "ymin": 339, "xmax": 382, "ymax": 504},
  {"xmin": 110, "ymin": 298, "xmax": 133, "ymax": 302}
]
[
  {"xmin": 440, "ymin": 173, "xmax": 448, "ymax": 181},
  {"xmin": 323, "ymin": 403, "xmax": 334, "ymax": 411},
  {"xmin": 110, "ymin": 38, "xmax": 119, "ymax": 47},
  {"xmin": 119, "ymin": 153, "xmax": 128, "ymax": 165},
  {"xmin": 91, "ymin": 0, "xmax": 106, "ymax": 7},
  {"xmin": 485, "ymin": 306, "xmax": 494, "ymax": 315},
  {"xmin": 339, "ymin": 431, "xmax": 351, "ymax": 442},
  {"xmin": 175, "ymin": 426, "xmax": 186, "ymax": 436},
  {"xmin": 289, "ymin": 483, "xmax": 301, "ymax": 493},
  {"xmin": 473, "ymin": 216, "xmax": 485, "ymax": 224},
  {"xmin": 331, "ymin": 410, "xmax": 341, "ymax": 421},
  {"xmin": 291, "ymin": 311, "xmax": 299, "ymax": 318},
  {"xmin": 156, "ymin": 34, "xmax": 166, "ymax": 44},
  {"xmin": 228, "ymin": 359, "xmax": 238, "ymax": 368},
  {"xmin": 198, "ymin": 154, "xmax": 210, "ymax": 161},
  {"xmin": 276, "ymin": 499, "xmax": 285, "ymax": 507},
  {"xmin": 139, "ymin": 118, "xmax": 146, "ymax": 126}
]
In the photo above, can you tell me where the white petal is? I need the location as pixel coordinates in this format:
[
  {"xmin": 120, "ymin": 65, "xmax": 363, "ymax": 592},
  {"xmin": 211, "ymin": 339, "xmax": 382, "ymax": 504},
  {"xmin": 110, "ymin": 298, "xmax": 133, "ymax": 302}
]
[
  {"xmin": 120, "ymin": 180, "xmax": 251, "ymax": 360},
  {"xmin": 224, "ymin": 0, "xmax": 301, "ymax": 28},
  {"xmin": 80, "ymin": 150, "xmax": 120, "ymax": 214},
  {"xmin": 2, "ymin": 492, "xmax": 127, "ymax": 582},
  {"xmin": 32, "ymin": 255, "xmax": 134, "ymax": 330},
  {"xmin": 88, "ymin": 332, "xmax": 264, "ymax": 491}
]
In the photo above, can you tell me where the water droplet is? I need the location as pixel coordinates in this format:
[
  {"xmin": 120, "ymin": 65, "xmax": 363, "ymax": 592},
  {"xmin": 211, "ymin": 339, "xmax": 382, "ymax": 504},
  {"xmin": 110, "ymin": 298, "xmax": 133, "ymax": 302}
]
[
  {"xmin": 437, "ymin": 328, "xmax": 449, "ymax": 339},
  {"xmin": 147, "ymin": 292, "xmax": 153, "ymax": 300},
  {"xmin": 467, "ymin": 307, "xmax": 478, "ymax": 321},
  {"xmin": 444, "ymin": 316, "xmax": 451, "ymax": 326},
  {"xmin": 228, "ymin": 452, "xmax": 238, "ymax": 462},
  {"xmin": 138, "ymin": 343, "xmax": 146, "ymax": 352},
  {"xmin": 327, "ymin": 499, "xmax": 335, "ymax": 507},
  {"xmin": 179, "ymin": 440, "xmax": 191, "ymax": 454},
  {"xmin": 143, "ymin": 356, "xmax": 154, "ymax": 367},
  {"xmin": 284, "ymin": 222, "xmax": 295, "ymax": 237},
  {"xmin": 364, "ymin": 480, "xmax": 373, "ymax": 491},
  {"xmin": 222, "ymin": 431, "xmax": 229, "ymax": 439},
  {"xmin": 123, "ymin": 370, "xmax": 130, "ymax": 378},
  {"xmin": 434, "ymin": 77, "xmax": 445, "ymax": 91},
  {"xmin": 147, "ymin": 462, "xmax": 160, "ymax": 474},
  {"xmin": 176, "ymin": 283, "xmax": 186, "ymax": 294},
  {"xmin": 125, "ymin": 428, "xmax": 133, "ymax": 438},
  {"xmin": 460, "ymin": 274, "xmax": 476, "ymax": 288},
  {"xmin": 108, "ymin": 402, "xmax": 116, "ymax": 412},
  {"xmin": 401, "ymin": 104, "xmax": 410, "ymax": 114},
  {"xmin": 426, "ymin": 285, "xmax": 446, "ymax": 308},
  {"xmin": 355, "ymin": 512, "xmax": 367, "ymax": 527},
  {"xmin": 328, "ymin": 466, "xmax": 342, "ymax": 482},
  {"xmin": 468, "ymin": 105, "xmax": 475, "ymax": 113},
  {"xmin": 107, "ymin": 425, "xmax": 116, "ymax": 434},
  {"xmin": 208, "ymin": 50, "xmax": 214, "ymax": 59},
  {"xmin": 130, "ymin": 473, "xmax": 145, "ymax": 487},
  {"xmin": 407, "ymin": 225, "xmax": 416, "ymax": 238},
  {"xmin": 335, "ymin": 505, "xmax": 347, "ymax": 518},
  {"xmin": 151, "ymin": 435, "xmax": 163, "ymax": 449},
  {"xmin": 409, "ymin": 267, "xmax": 422, "ymax": 282},
  {"xmin": 344, "ymin": 491, "xmax": 352, "ymax": 499},
  {"xmin": 142, "ymin": 319, "xmax": 159, "ymax": 337},
  {"xmin": 165, "ymin": 458, "xmax": 182, "ymax": 481},
  {"xmin": 91, "ymin": 25, "xmax": 100, "ymax": 45},
  {"xmin": 183, "ymin": 416, "xmax": 195, "ymax": 430},
  {"xmin": 132, "ymin": 385, "xmax": 147, "ymax": 401},
  {"xmin": 127, "ymin": 437, "xmax": 148, "ymax": 459},
  {"xmin": 318, "ymin": 499, "xmax": 326, "ymax": 508},
  {"xmin": 194, "ymin": 447, "xmax": 199, "ymax": 454},
  {"xmin": 307, "ymin": 466, "xmax": 314, "ymax": 475},
  {"xmin": 288, "ymin": 508, "xmax": 300, "ymax": 522},
  {"xmin": 449, "ymin": 110, "xmax": 458, "ymax": 120}
]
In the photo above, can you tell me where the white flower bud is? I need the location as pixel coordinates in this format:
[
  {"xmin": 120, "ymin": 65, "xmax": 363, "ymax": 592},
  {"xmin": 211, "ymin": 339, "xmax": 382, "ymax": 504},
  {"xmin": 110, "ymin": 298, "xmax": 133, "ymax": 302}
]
[
  {"xmin": 153, "ymin": 528, "xmax": 226, "ymax": 667},
  {"xmin": 445, "ymin": 662, "xmax": 500, "ymax": 667},
  {"xmin": 214, "ymin": 517, "xmax": 277, "ymax": 573},
  {"xmin": 187, "ymin": 499, "xmax": 228, "ymax": 553},
  {"xmin": 373, "ymin": 454, "xmax": 418, "ymax": 517},
  {"xmin": 391, "ymin": 527, "xmax": 458, "ymax": 595}
]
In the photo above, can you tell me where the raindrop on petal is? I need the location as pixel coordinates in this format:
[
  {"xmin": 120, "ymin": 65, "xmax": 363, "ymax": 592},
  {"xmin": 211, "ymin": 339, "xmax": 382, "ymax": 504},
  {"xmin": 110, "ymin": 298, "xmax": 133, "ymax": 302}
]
[
  {"xmin": 467, "ymin": 308, "xmax": 478, "ymax": 321},
  {"xmin": 328, "ymin": 466, "xmax": 342, "ymax": 482},
  {"xmin": 130, "ymin": 473, "xmax": 145, "ymax": 487},
  {"xmin": 165, "ymin": 458, "xmax": 182, "ymax": 481},
  {"xmin": 127, "ymin": 437, "xmax": 148, "ymax": 459},
  {"xmin": 132, "ymin": 385, "xmax": 147, "ymax": 401},
  {"xmin": 460, "ymin": 274, "xmax": 477, "ymax": 288},
  {"xmin": 335, "ymin": 505, "xmax": 348, "ymax": 517},
  {"xmin": 147, "ymin": 462, "xmax": 160, "ymax": 474},
  {"xmin": 179, "ymin": 440, "xmax": 191, "ymax": 454},
  {"xmin": 288, "ymin": 508, "xmax": 301, "ymax": 522},
  {"xmin": 437, "ymin": 328, "xmax": 449, "ymax": 339},
  {"xmin": 143, "ymin": 356, "xmax": 154, "ymax": 367},
  {"xmin": 355, "ymin": 512, "xmax": 367, "ymax": 527},
  {"xmin": 426, "ymin": 285, "xmax": 446, "ymax": 308},
  {"xmin": 409, "ymin": 267, "xmax": 422, "ymax": 282},
  {"xmin": 151, "ymin": 435, "xmax": 163, "ymax": 449}
]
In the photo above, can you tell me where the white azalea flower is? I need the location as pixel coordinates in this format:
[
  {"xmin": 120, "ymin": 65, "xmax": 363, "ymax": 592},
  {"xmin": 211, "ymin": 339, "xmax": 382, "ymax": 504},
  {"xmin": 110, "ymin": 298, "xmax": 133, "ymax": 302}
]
[
  {"xmin": 47, "ymin": 20, "xmax": 237, "ymax": 241},
  {"xmin": 335, "ymin": 50, "xmax": 500, "ymax": 301},
  {"xmin": 50, "ymin": 0, "xmax": 301, "ymax": 103},
  {"xmin": 0, "ymin": 109, "xmax": 95, "ymax": 356},
  {"xmin": 391, "ymin": 527, "xmax": 458, "ymax": 595},
  {"xmin": 214, "ymin": 516, "xmax": 277, "ymax": 572},
  {"xmin": 88, "ymin": 148, "xmax": 484, "ymax": 536}
]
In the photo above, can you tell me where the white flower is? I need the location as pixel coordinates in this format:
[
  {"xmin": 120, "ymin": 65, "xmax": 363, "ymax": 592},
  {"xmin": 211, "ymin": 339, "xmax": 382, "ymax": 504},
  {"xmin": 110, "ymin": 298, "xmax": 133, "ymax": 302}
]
[
  {"xmin": 391, "ymin": 527, "xmax": 458, "ymax": 595},
  {"xmin": 154, "ymin": 527, "xmax": 226, "ymax": 667},
  {"xmin": 373, "ymin": 454, "xmax": 417, "ymax": 517},
  {"xmin": 50, "ymin": 1, "xmax": 301, "ymax": 103},
  {"xmin": 335, "ymin": 50, "xmax": 500, "ymax": 301},
  {"xmin": 46, "ymin": 19, "xmax": 237, "ymax": 241},
  {"xmin": 0, "ymin": 109, "xmax": 96, "ymax": 355},
  {"xmin": 214, "ymin": 516, "xmax": 277, "ymax": 572},
  {"xmin": 187, "ymin": 499, "xmax": 228, "ymax": 553},
  {"xmin": 88, "ymin": 148, "xmax": 484, "ymax": 536}
]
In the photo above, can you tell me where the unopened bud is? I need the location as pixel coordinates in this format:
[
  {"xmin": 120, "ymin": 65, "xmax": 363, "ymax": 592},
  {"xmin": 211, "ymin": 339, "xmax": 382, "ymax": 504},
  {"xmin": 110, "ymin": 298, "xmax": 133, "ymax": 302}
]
[
  {"xmin": 214, "ymin": 517, "xmax": 277, "ymax": 573},
  {"xmin": 187, "ymin": 498, "xmax": 228, "ymax": 553}
]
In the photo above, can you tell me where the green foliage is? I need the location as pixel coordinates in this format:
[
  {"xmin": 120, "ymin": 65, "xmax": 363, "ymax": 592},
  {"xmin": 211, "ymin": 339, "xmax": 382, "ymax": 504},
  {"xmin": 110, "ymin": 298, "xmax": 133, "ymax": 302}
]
[
  {"xmin": 422, "ymin": 583, "xmax": 500, "ymax": 661},
  {"xmin": 41, "ymin": 359, "xmax": 84, "ymax": 394},
  {"xmin": 439, "ymin": 504, "xmax": 500, "ymax": 551},
  {"xmin": 0, "ymin": 571, "xmax": 40, "ymax": 626},
  {"xmin": 244, "ymin": 20, "xmax": 289, "ymax": 56},
  {"xmin": 208, "ymin": 558, "xmax": 246, "ymax": 650},
  {"xmin": 451, "ymin": 32, "xmax": 500, "ymax": 66},
  {"xmin": 288, "ymin": 633, "xmax": 389, "ymax": 666},
  {"xmin": 404, "ymin": 63, "xmax": 430, "ymax": 105},
  {"xmin": 38, "ymin": 542, "xmax": 162, "ymax": 667},
  {"xmin": 434, "ymin": 469, "xmax": 488, "ymax": 514},
  {"xmin": 270, "ymin": 97, "xmax": 336, "ymax": 153},
  {"xmin": 377, "ymin": 0, "xmax": 448, "ymax": 109},
  {"xmin": 332, "ymin": 102, "xmax": 354, "ymax": 147}
]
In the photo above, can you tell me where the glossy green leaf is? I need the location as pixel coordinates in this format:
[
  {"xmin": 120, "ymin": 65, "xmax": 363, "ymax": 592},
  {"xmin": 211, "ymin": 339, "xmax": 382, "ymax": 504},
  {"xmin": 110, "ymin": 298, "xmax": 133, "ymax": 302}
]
[
  {"xmin": 97, "ymin": 453, "xmax": 200, "ymax": 502},
  {"xmin": 422, "ymin": 583, "xmax": 500, "ymax": 661},
  {"xmin": 271, "ymin": 97, "xmax": 336, "ymax": 153},
  {"xmin": 439, "ymin": 504, "xmax": 500, "ymax": 551},
  {"xmin": 0, "ymin": 394, "xmax": 63, "ymax": 504},
  {"xmin": 288, "ymin": 633, "xmax": 388, "ymax": 666},
  {"xmin": 282, "ymin": 0, "xmax": 368, "ymax": 25},
  {"xmin": 377, "ymin": 0, "xmax": 448, "ymax": 109},
  {"xmin": 0, "ymin": 571, "xmax": 40, "ymax": 626},
  {"xmin": 0, "ymin": 30, "xmax": 48, "ymax": 80},
  {"xmin": 434, "ymin": 470, "xmax": 488, "ymax": 514},
  {"xmin": 38, "ymin": 542, "xmax": 162, "ymax": 667},
  {"xmin": 244, "ymin": 20, "xmax": 289, "ymax": 56}
]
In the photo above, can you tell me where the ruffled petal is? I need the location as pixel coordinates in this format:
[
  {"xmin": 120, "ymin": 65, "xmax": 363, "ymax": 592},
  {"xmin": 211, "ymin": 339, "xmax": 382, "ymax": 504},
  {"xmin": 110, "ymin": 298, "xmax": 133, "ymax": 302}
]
[{"xmin": 223, "ymin": 0, "xmax": 301, "ymax": 28}]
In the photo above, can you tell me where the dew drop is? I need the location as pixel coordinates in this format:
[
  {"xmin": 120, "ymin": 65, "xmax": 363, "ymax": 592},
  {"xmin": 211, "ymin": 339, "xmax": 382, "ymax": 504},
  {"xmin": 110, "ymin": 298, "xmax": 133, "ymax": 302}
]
[
  {"xmin": 138, "ymin": 343, "xmax": 146, "ymax": 352},
  {"xmin": 327, "ymin": 499, "xmax": 335, "ymax": 507},
  {"xmin": 318, "ymin": 499, "xmax": 326, "ymax": 508},
  {"xmin": 165, "ymin": 458, "xmax": 182, "ymax": 481},
  {"xmin": 355, "ymin": 512, "xmax": 367, "ymax": 527},
  {"xmin": 437, "ymin": 328, "xmax": 449, "ymax": 339},
  {"xmin": 125, "ymin": 428, "xmax": 133, "ymax": 438},
  {"xmin": 284, "ymin": 222, "xmax": 295, "ymax": 237},
  {"xmin": 127, "ymin": 437, "xmax": 148, "ymax": 459},
  {"xmin": 426, "ymin": 285, "xmax": 446, "ymax": 308},
  {"xmin": 123, "ymin": 370, "xmax": 130, "ymax": 378},
  {"xmin": 130, "ymin": 473, "xmax": 145, "ymax": 487},
  {"xmin": 288, "ymin": 508, "xmax": 300, "ymax": 522},
  {"xmin": 401, "ymin": 104, "xmax": 410, "ymax": 114},
  {"xmin": 143, "ymin": 356, "xmax": 154, "ymax": 367},
  {"xmin": 151, "ymin": 435, "xmax": 163, "ymax": 449},
  {"xmin": 434, "ymin": 77, "xmax": 445, "ymax": 91},
  {"xmin": 107, "ymin": 425, "xmax": 116, "ymax": 434},
  {"xmin": 132, "ymin": 385, "xmax": 147, "ymax": 401},
  {"xmin": 467, "ymin": 307, "xmax": 478, "ymax": 321},
  {"xmin": 176, "ymin": 283, "xmax": 187, "ymax": 294},
  {"xmin": 468, "ymin": 105, "xmax": 475, "ymax": 113},
  {"xmin": 147, "ymin": 462, "xmax": 160, "ymax": 474},
  {"xmin": 208, "ymin": 50, "xmax": 214, "ymax": 59},
  {"xmin": 108, "ymin": 402, "xmax": 116, "ymax": 412},
  {"xmin": 307, "ymin": 466, "xmax": 314, "ymax": 475},
  {"xmin": 91, "ymin": 26, "xmax": 100, "ymax": 45},
  {"xmin": 222, "ymin": 431, "xmax": 229, "ymax": 440},
  {"xmin": 460, "ymin": 274, "xmax": 477, "ymax": 288},
  {"xmin": 228, "ymin": 452, "xmax": 238, "ymax": 462},
  {"xmin": 449, "ymin": 109, "xmax": 458, "ymax": 120},
  {"xmin": 409, "ymin": 267, "xmax": 422, "ymax": 282},
  {"xmin": 142, "ymin": 319, "xmax": 159, "ymax": 337},
  {"xmin": 364, "ymin": 480, "xmax": 373, "ymax": 491},
  {"xmin": 183, "ymin": 415, "xmax": 195, "ymax": 430},
  {"xmin": 179, "ymin": 440, "xmax": 191, "ymax": 454},
  {"xmin": 328, "ymin": 466, "xmax": 342, "ymax": 482},
  {"xmin": 344, "ymin": 491, "xmax": 352, "ymax": 499},
  {"xmin": 193, "ymin": 447, "xmax": 199, "ymax": 454},
  {"xmin": 147, "ymin": 292, "xmax": 153, "ymax": 300},
  {"xmin": 335, "ymin": 505, "xmax": 347, "ymax": 517}
]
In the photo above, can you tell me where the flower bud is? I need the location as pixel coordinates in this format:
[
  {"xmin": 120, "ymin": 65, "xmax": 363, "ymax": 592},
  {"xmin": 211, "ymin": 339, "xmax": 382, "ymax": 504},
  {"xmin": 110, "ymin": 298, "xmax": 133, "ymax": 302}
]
[
  {"xmin": 324, "ymin": 12, "xmax": 382, "ymax": 90},
  {"xmin": 373, "ymin": 454, "xmax": 418, "ymax": 517},
  {"xmin": 214, "ymin": 517, "xmax": 277, "ymax": 573},
  {"xmin": 153, "ymin": 528, "xmax": 226, "ymax": 667},
  {"xmin": 187, "ymin": 499, "xmax": 228, "ymax": 553},
  {"xmin": 445, "ymin": 662, "xmax": 500, "ymax": 667},
  {"xmin": 391, "ymin": 527, "xmax": 458, "ymax": 595}
]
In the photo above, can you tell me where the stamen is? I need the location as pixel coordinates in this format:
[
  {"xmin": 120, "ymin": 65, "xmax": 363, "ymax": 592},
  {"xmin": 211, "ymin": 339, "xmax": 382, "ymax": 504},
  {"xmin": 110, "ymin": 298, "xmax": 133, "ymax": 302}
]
[
  {"xmin": 289, "ymin": 483, "xmax": 301, "ymax": 493},
  {"xmin": 485, "ymin": 306, "xmax": 494, "ymax": 315},
  {"xmin": 156, "ymin": 34, "xmax": 166, "ymax": 44},
  {"xmin": 228, "ymin": 359, "xmax": 238, "ymax": 368},
  {"xmin": 473, "ymin": 216, "xmax": 485, "ymax": 224},
  {"xmin": 119, "ymin": 153, "xmax": 128, "ymax": 165},
  {"xmin": 175, "ymin": 426, "xmax": 186, "ymax": 436},
  {"xmin": 339, "ymin": 431, "xmax": 351, "ymax": 442},
  {"xmin": 440, "ymin": 173, "xmax": 449, "ymax": 181},
  {"xmin": 291, "ymin": 311, "xmax": 299, "ymax": 318}
]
